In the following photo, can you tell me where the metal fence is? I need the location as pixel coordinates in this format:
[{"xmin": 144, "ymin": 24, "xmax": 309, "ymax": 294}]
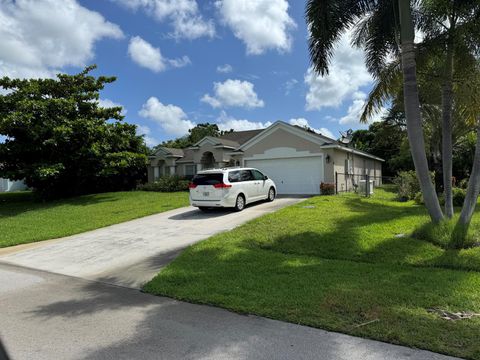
[{"xmin": 334, "ymin": 172, "xmax": 395, "ymax": 197}]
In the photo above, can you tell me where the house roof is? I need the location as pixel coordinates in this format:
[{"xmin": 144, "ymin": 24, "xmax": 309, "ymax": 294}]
[
  {"xmin": 219, "ymin": 129, "xmax": 263, "ymax": 145},
  {"xmin": 176, "ymin": 148, "xmax": 194, "ymax": 163},
  {"xmin": 163, "ymin": 147, "xmax": 184, "ymax": 157}
]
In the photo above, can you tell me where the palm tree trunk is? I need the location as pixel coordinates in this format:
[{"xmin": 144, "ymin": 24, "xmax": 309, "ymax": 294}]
[
  {"xmin": 398, "ymin": 0, "xmax": 444, "ymax": 223},
  {"xmin": 458, "ymin": 119, "xmax": 480, "ymax": 227},
  {"xmin": 442, "ymin": 23, "xmax": 455, "ymax": 218}
]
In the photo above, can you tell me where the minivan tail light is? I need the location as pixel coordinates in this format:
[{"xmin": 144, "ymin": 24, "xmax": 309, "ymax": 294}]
[
  {"xmin": 188, "ymin": 182, "xmax": 197, "ymax": 189},
  {"xmin": 213, "ymin": 183, "xmax": 232, "ymax": 189}
]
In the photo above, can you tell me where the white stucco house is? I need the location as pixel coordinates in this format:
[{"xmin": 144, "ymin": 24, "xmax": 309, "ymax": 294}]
[{"xmin": 148, "ymin": 121, "xmax": 384, "ymax": 195}]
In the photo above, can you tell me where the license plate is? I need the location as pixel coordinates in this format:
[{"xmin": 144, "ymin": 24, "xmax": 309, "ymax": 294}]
[{"xmin": 203, "ymin": 192, "xmax": 210, "ymax": 196}]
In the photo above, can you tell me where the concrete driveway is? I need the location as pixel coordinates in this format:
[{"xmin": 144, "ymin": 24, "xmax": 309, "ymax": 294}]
[{"xmin": 0, "ymin": 197, "xmax": 303, "ymax": 288}]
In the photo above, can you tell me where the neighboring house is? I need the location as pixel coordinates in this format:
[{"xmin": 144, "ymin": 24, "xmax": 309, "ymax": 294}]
[
  {"xmin": 148, "ymin": 121, "xmax": 384, "ymax": 195},
  {"xmin": 0, "ymin": 178, "xmax": 27, "ymax": 192}
]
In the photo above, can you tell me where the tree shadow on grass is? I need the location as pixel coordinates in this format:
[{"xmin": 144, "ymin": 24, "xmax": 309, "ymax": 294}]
[
  {"xmin": 245, "ymin": 195, "xmax": 480, "ymax": 273},
  {"xmin": 244, "ymin": 196, "xmax": 428, "ymax": 265}
]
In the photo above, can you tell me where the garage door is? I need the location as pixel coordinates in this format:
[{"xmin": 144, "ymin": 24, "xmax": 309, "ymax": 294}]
[{"xmin": 245, "ymin": 156, "xmax": 323, "ymax": 195}]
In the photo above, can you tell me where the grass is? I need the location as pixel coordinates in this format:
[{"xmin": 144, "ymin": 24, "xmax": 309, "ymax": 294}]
[
  {"xmin": 144, "ymin": 187, "xmax": 480, "ymax": 359},
  {"xmin": 0, "ymin": 191, "xmax": 189, "ymax": 248}
]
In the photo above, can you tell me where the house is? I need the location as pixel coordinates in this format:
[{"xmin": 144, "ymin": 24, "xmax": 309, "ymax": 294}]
[
  {"xmin": 0, "ymin": 178, "xmax": 27, "ymax": 192},
  {"xmin": 148, "ymin": 121, "xmax": 384, "ymax": 195}
]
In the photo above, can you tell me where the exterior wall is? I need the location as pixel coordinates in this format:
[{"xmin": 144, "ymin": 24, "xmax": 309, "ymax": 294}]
[
  {"xmin": 192, "ymin": 143, "xmax": 231, "ymax": 167},
  {"xmin": 242, "ymin": 128, "xmax": 324, "ymax": 158},
  {"xmin": 148, "ymin": 153, "xmax": 184, "ymax": 183},
  {"xmin": 330, "ymin": 149, "xmax": 383, "ymax": 191}
]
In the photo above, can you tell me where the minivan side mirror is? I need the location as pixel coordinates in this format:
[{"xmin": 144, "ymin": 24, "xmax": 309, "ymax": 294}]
[{"xmin": 263, "ymin": 175, "xmax": 268, "ymax": 180}]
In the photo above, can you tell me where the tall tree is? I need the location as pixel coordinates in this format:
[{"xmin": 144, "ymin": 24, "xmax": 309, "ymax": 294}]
[
  {"xmin": 0, "ymin": 66, "xmax": 147, "ymax": 199},
  {"xmin": 397, "ymin": 0, "xmax": 444, "ymax": 222},
  {"xmin": 306, "ymin": 0, "xmax": 443, "ymax": 222}
]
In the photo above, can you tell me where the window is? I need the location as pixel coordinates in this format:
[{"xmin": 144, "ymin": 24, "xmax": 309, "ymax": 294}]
[
  {"xmin": 228, "ymin": 170, "xmax": 241, "ymax": 183},
  {"xmin": 185, "ymin": 164, "xmax": 196, "ymax": 176},
  {"xmin": 240, "ymin": 170, "xmax": 253, "ymax": 181},
  {"xmin": 252, "ymin": 170, "xmax": 265, "ymax": 181},
  {"xmin": 192, "ymin": 173, "xmax": 224, "ymax": 185}
]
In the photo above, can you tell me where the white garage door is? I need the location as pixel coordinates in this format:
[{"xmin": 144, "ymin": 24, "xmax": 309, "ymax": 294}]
[{"xmin": 245, "ymin": 156, "xmax": 323, "ymax": 195}]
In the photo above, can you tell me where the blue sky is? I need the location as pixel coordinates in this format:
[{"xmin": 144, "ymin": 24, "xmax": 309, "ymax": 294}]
[{"xmin": 0, "ymin": 0, "xmax": 382, "ymax": 146}]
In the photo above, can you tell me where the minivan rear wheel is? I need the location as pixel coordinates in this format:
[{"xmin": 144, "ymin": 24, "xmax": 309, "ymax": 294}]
[
  {"xmin": 268, "ymin": 187, "xmax": 276, "ymax": 202},
  {"xmin": 234, "ymin": 194, "xmax": 245, "ymax": 212}
]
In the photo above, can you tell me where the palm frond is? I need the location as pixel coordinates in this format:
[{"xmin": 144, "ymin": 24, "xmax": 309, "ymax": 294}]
[
  {"xmin": 306, "ymin": 0, "xmax": 375, "ymax": 75},
  {"xmin": 360, "ymin": 59, "xmax": 402, "ymax": 123}
]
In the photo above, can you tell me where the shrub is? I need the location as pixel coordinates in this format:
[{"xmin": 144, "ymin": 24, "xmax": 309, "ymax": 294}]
[
  {"xmin": 452, "ymin": 187, "xmax": 466, "ymax": 207},
  {"xmin": 458, "ymin": 178, "xmax": 469, "ymax": 189},
  {"xmin": 413, "ymin": 192, "xmax": 423, "ymax": 205},
  {"xmin": 320, "ymin": 182, "xmax": 335, "ymax": 195},
  {"xmin": 394, "ymin": 170, "xmax": 435, "ymax": 201},
  {"xmin": 138, "ymin": 175, "xmax": 189, "ymax": 192}
]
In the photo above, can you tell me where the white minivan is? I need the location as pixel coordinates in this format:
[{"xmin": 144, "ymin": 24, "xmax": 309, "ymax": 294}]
[{"xmin": 189, "ymin": 168, "xmax": 277, "ymax": 211}]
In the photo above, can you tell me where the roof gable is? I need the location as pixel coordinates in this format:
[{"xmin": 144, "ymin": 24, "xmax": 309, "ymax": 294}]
[
  {"xmin": 153, "ymin": 147, "xmax": 184, "ymax": 157},
  {"xmin": 239, "ymin": 121, "xmax": 332, "ymax": 151}
]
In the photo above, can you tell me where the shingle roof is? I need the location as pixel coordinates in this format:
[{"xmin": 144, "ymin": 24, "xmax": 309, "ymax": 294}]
[
  {"xmin": 176, "ymin": 148, "xmax": 194, "ymax": 163},
  {"xmin": 219, "ymin": 129, "xmax": 264, "ymax": 145},
  {"xmin": 163, "ymin": 147, "xmax": 184, "ymax": 157}
]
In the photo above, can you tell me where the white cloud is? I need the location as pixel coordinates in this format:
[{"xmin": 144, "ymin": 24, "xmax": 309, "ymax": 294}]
[
  {"xmin": 136, "ymin": 124, "xmax": 159, "ymax": 147},
  {"xmin": 168, "ymin": 55, "xmax": 191, "ymax": 68},
  {"xmin": 284, "ymin": 78, "xmax": 298, "ymax": 95},
  {"xmin": 288, "ymin": 118, "xmax": 335, "ymax": 139},
  {"xmin": 337, "ymin": 92, "xmax": 387, "ymax": 125},
  {"xmin": 217, "ymin": 64, "xmax": 233, "ymax": 73},
  {"xmin": 139, "ymin": 97, "xmax": 195, "ymax": 136},
  {"xmin": 215, "ymin": 0, "xmax": 296, "ymax": 55},
  {"xmin": 217, "ymin": 111, "xmax": 271, "ymax": 131},
  {"xmin": 128, "ymin": 36, "xmax": 190, "ymax": 73},
  {"xmin": 0, "ymin": 0, "xmax": 123, "ymax": 79},
  {"xmin": 112, "ymin": 0, "xmax": 215, "ymax": 40},
  {"xmin": 201, "ymin": 79, "xmax": 264, "ymax": 109},
  {"xmin": 98, "ymin": 98, "xmax": 127, "ymax": 115},
  {"xmin": 304, "ymin": 30, "xmax": 372, "ymax": 111}
]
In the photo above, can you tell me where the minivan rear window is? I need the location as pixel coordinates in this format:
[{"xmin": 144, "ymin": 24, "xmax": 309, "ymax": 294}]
[{"xmin": 192, "ymin": 173, "xmax": 224, "ymax": 185}]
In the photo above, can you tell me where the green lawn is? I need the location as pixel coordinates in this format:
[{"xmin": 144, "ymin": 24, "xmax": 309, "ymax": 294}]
[
  {"xmin": 144, "ymin": 187, "xmax": 480, "ymax": 360},
  {"xmin": 0, "ymin": 191, "xmax": 189, "ymax": 248}
]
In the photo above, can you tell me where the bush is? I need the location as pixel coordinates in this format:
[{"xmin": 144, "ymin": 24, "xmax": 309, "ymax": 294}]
[
  {"xmin": 394, "ymin": 170, "xmax": 435, "ymax": 201},
  {"xmin": 452, "ymin": 187, "xmax": 466, "ymax": 207},
  {"xmin": 458, "ymin": 178, "xmax": 469, "ymax": 189},
  {"xmin": 138, "ymin": 175, "xmax": 189, "ymax": 192},
  {"xmin": 320, "ymin": 182, "xmax": 335, "ymax": 195},
  {"xmin": 413, "ymin": 192, "xmax": 423, "ymax": 205}
]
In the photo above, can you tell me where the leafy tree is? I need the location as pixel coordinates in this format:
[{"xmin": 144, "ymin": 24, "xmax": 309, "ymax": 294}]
[
  {"xmin": 157, "ymin": 123, "xmax": 234, "ymax": 150},
  {"xmin": 0, "ymin": 66, "xmax": 148, "ymax": 199},
  {"xmin": 351, "ymin": 119, "xmax": 407, "ymax": 176}
]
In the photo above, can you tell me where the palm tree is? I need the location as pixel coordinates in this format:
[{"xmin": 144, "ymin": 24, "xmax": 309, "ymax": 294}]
[
  {"xmin": 306, "ymin": 0, "xmax": 444, "ymax": 222},
  {"xmin": 354, "ymin": 0, "xmax": 480, "ymax": 240}
]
